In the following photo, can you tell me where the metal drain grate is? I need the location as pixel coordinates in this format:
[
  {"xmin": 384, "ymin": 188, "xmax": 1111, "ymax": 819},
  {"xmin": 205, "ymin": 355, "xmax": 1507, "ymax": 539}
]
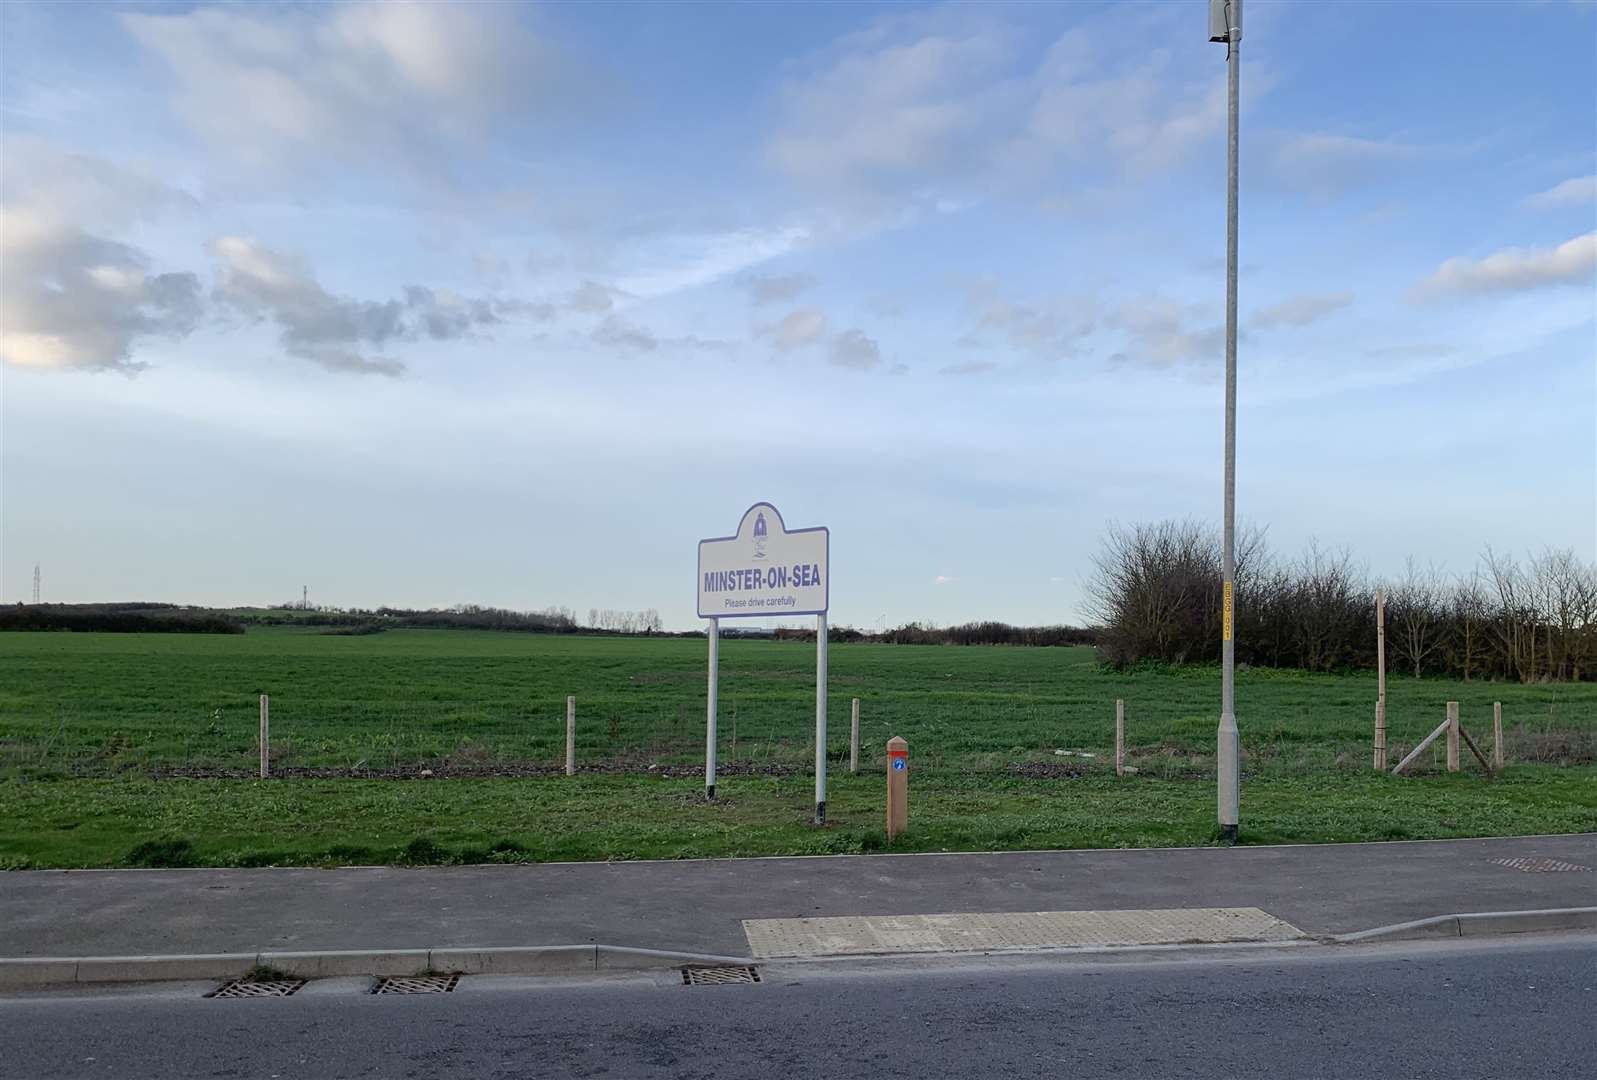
[
  {"xmin": 210, "ymin": 978, "xmax": 306, "ymax": 998},
  {"xmin": 1489, "ymin": 857, "xmax": 1591, "ymax": 873},
  {"xmin": 372, "ymin": 974, "xmax": 460, "ymax": 995},
  {"xmin": 681, "ymin": 965, "xmax": 760, "ymax": 986}
]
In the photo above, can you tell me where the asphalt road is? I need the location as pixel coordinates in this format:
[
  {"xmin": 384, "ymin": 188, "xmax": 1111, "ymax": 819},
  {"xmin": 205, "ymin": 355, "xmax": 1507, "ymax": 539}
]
[{"xmin": 1, "ymin": 937, "xmax": 1593, "ymax": 1079}]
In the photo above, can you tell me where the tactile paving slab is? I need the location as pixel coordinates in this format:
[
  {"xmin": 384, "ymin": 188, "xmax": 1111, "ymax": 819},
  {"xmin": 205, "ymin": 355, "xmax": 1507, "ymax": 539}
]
[{"xmin": 743, "ymin": 907, "xmax": 1303, "ymax": 958}]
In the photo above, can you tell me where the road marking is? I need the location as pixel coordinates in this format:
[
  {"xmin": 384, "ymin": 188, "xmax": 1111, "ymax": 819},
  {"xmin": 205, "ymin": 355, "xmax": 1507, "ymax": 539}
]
[{"xmin": 742, "ymin": 907, "xmax": 1303, "ymax": 958}]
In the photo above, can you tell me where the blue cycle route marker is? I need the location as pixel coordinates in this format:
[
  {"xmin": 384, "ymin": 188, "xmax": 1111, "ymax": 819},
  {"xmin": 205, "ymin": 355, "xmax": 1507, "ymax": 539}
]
[{"xmin": 892, "ymin": 758, "xmax": 906, "ymax": 771}]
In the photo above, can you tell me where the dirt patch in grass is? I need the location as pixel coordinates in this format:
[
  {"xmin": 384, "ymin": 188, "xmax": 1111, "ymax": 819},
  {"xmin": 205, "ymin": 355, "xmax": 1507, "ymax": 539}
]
[
  {"xmin": 1509, "ymin": 727, "xmax": 1597, "ymax": 765},
  {"xmin": 1003, "ymin": 762, "xmax": 1091, "ymax": 779}
]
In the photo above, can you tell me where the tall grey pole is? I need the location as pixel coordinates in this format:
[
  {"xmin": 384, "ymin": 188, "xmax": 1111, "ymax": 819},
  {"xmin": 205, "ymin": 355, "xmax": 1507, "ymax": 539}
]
[{"xmin": 1213, "ymin": 0, "xmax": 1241, "ymax": 845}]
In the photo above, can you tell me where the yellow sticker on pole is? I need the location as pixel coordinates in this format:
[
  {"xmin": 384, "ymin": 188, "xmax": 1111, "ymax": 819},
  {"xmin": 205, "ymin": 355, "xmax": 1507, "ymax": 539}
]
[{"xmin": 1222, "ymin": 581, "xmax": 1234, "ymax": 642}]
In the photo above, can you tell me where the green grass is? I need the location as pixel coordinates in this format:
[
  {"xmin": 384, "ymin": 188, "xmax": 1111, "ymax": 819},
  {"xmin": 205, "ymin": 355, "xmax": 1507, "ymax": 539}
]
[{"xmin": 0, "ymin": 628, "xmax": 1592, "ymax": 868}]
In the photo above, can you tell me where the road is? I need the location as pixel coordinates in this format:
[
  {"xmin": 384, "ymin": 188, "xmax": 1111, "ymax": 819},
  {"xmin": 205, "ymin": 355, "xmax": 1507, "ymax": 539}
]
[{"xmin": 1, "ymin": 937, "xmax": 1592, "ymax": 1079}]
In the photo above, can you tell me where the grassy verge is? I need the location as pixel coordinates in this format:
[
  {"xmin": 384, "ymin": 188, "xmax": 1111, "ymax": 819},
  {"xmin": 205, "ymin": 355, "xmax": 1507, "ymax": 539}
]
[{"xmin": 2, "ymin": 767, "xmax": 1593, "ymax": 870}]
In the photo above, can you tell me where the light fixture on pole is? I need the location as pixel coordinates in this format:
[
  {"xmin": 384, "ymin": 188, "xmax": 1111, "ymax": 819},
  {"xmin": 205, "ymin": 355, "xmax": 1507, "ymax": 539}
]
[{"xmin": 1209, "ymin": 0, "xmax": 1241, "ymax": 846}]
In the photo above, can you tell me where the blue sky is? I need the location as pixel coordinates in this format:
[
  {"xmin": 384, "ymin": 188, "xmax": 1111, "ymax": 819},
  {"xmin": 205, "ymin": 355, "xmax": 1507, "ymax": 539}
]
[{"xmin": 2, "ymin": 0, "xmax": 1593, "ymax": 629}]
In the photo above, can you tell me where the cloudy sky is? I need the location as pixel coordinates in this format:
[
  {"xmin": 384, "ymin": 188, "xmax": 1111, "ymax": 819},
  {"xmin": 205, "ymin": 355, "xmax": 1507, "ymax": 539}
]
[{"xmin": 3, "ymin": 0, "xmax": 1593, "ymax": 629}]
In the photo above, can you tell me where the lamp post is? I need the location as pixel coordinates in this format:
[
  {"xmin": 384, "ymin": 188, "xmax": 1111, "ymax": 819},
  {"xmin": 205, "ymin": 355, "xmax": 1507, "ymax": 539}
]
[{"xmin": 1210, "ymin": 0, "xmax": 1241, "ymax": 845}]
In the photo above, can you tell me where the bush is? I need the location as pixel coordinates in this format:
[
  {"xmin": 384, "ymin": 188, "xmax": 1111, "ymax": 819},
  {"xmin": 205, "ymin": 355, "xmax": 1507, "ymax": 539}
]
[
  {"xmin": 1086, "ymin": 520, "xmax": 1596, "ymax": 682},
  {"xmin": 1, "ymin": 605, "xmax": 244, "ymax": 634}
]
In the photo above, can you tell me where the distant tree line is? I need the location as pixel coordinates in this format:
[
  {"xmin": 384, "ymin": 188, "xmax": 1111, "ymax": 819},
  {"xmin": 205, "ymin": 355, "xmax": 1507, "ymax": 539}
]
[
  {"xmin": 254, "ymin": 603, "xmax": 675, "ymax": 636},
  {"xmin": 587, "ymin": 608, "xmax": 664, "ymax": 634},
  {"xmin": 768, "ymin": 621, "xmax": 1099, "ymax": 647},
  {"xmin": 1, "ymin": 604, "xmax": 243, "ymax": 634},
  {"xmin": 252, "ymin": 604, "xmax": 582, "ymax": 634},
  {"xmin": 1087, "ymin": 519, "xmax": 1597, "ymax": 682}
]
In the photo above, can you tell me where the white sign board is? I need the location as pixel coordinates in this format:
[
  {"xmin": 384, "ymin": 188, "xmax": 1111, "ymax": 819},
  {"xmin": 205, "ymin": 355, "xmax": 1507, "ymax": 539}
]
[{"xmin": 697, "ymin": 502, "xmax": 829, "ymax": 619}]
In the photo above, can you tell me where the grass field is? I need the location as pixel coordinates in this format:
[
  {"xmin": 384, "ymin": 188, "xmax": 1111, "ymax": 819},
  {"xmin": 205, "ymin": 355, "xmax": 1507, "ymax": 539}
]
[{"xmin": 1, "ymin": 628, "xmax": 1593, "ymax": 868}]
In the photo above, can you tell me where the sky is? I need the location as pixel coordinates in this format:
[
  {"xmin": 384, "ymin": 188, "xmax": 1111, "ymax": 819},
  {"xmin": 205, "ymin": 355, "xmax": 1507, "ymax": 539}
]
[{"xmin": 2, "ymin": 0, "xmax": 1594, "ymax": 631}]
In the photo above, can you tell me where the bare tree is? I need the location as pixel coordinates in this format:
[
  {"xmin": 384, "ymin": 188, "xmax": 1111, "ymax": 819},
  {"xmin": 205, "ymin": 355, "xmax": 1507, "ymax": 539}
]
[
  {"xmin": 1484, "ymin": 547, "xmax": 1538, "ymax": 682},
  {"xmin": 1290, "ymin": 542, "xmax": 1365, "ymax": 672},
  {"xmin": 1449, "ymin": 571, "xmax": 1489, "ymax": 681},
  {"xmin": 1388, "ymin": 558, "xmax": 1445, "ymax": 678},
  {"xmin": 1529, "ymin": 548, "xmax": 1595, "ymax": 682}
]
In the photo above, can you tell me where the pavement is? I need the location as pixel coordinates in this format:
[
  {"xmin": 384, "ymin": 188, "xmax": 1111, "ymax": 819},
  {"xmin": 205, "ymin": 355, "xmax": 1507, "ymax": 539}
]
[
  {"xmin": 3, "ymin": 937, "xmax": 1594, "ymax": 1079},
  {"xmin": 3, "ymin": 834, "xmax": 1593, "ymax": 961}
]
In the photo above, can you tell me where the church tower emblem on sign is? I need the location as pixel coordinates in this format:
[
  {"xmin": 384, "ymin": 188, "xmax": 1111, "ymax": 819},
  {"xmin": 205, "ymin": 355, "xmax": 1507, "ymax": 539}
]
[{"xmin": 752, "ymin": 511, "xmax": 768, "ymax": 559}]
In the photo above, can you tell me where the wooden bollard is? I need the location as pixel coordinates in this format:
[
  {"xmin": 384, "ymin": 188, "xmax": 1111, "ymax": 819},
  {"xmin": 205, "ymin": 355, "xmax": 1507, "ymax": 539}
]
[
  {"xmin": 886, "ymin": 736, "xmax": 908, "ymax": 840},
  {"xmin": 565, "ymin": 696, "xmax": 576, "ymax": 777},
  {"xmin": 1493, "ymin": 702, "xmax": 1504, "ymax": 770},
  {"xmin": 258, "ymin": 694, "xmax": 269, "ymax": 779},
  {"xmin": 850, "ymin": 698, "xmax": 861, "ymax": 775},
  {"xmin": 1373, "ymin": 701, "xmax": 1386, "ymax": 772},
  {"xmin": 1446, "ymin": 701, "xmax": 1459, "ymax": 773},
  {"xmin": 1115, "ymin": 699, "xmax": 1125, "ymax": 777}
]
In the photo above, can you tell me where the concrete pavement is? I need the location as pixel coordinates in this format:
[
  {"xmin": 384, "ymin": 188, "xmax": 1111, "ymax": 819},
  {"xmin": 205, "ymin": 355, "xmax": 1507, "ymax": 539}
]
[{"xmin": 3, "ymin": 834, "xmax": 1593, "ymax": 960}]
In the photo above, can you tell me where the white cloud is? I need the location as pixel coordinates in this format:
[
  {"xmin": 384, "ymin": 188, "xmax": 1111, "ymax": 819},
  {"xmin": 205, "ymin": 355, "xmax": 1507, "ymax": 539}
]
[
  {"xmin": 0, "ymin": 137, "xmax": 199, "ymax": 229},
  {"xmin": 590, "ymin": 314, "xmax": 657, "ymax": 352},
  {"xmin": 1251, "ymin": 292, "xmax": 1354, "ymax": 329},
  {"xmin": 1107, "ymin": 299, "xmax": 1224, "ymax": 367},
  {"xmin": 0, "ymin": 145, "xmax": 205, "ymax": 373},
  {"xmin": 829, "ymin": 328, "xmax": 882, "ymax": 370},
  {"xmin": 741, "ymin": 272, "xmax": 817, "ymax": 305},
  {"xmin": 613, "ymin": 226, "xmax": 810, "ymax": 299},
  {"xmin": 1524, "ymin": 175, "xmax": 1597, "ymax": 210},
  {"xmin": 940, "ymin": 360, "xmax": 997, "ymax": 376},
  {"xmin": 568, "ymin": 281, "xmax": 623, "ymax": 314},
  {"xmin": 209, "ymin": 236, "xmax": 501, "ymax": 375},
  {"xmin": 965, "ymin": 283, "xmax": 1096, "ymax": 356},
  {"xmin": 1270, "ymin": 133, "xmax": 1417, "ymax": 196},
  {"xmin": 0, "ymin": 209, "xmax": 203, "ymax": 373},
  {"xmin": 1414, "ymin": 232, "xmax": 1597, "ymax": 300},
  {"xmin": 123, "ymin": 2, "xmax": 568, "ymax": 173},
  {"xmin": 768, "ymin": 30, "xmax": 1010, "ymax": 188},
  {"xmin": 766, "ymin": 8, "xmax": 1229, "ymax": 200},
  {"xmin": 763, "ymin": 307, "xmax": 830, "ymax": 349},
  {"xmin": 933, "ymin": 574, "xmax": 956, "ymax": 586}
]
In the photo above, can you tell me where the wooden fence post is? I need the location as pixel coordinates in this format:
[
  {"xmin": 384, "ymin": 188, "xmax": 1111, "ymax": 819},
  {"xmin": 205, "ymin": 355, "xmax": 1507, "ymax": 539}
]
[
  {"xmin": 1493, "ymin": 702, "xmax": 1504, "ymax": 770},
  {"xmin": 1374, "ymin": 589, "xmax": 1386, "ymax": 770},
  {"xmin": 850, "ymin": 698, "xmax": 860, "ymax": 775},
  {"xmin": 1373, "ymin": 701, "xmax": 1386, "ymax": 772},
  {"xmin": 1115, "ymin": 699, "xmax": 1125, "ymax": 777},
  {"xmin": 1446, "ymin": 701, "xmax": 1459, "ymax": 773},
  {"xmin": 258, "ymin": 694, "xmax": 269, "ymax": 779},
  {"xmin": 565, "ymin": 696, "xmax": 576, "ymax": 777}
]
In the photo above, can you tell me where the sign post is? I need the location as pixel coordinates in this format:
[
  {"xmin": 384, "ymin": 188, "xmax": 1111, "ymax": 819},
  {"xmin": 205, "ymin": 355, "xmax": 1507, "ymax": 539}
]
[
  {"xmin": 815, "ymin": 612, "xmax": 828, "ymax": 823},
  {"xmin": 706, "ymin": 618, "xmax": 719, "ymax": 800},
  {"xmin": 698, "ymin": 502, "xmax": 830, "ymax": 819}
]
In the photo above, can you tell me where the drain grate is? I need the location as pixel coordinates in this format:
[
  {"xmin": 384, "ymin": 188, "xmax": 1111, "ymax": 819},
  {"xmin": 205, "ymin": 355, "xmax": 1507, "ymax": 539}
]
[
  {"xmin": 681, "ymin": 965, "xmax": 760, "ymax": 986},
  {"xmin": 210, "ymin": 978, "xmax": 306, "ymax": 998},
  {"xmin": 372, "ymin": 974, "xmax": 460, "ymax": 995},
  {"xmin": 1489, "ymin": 857, "xmax": 1591, "ymax": 873}
]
